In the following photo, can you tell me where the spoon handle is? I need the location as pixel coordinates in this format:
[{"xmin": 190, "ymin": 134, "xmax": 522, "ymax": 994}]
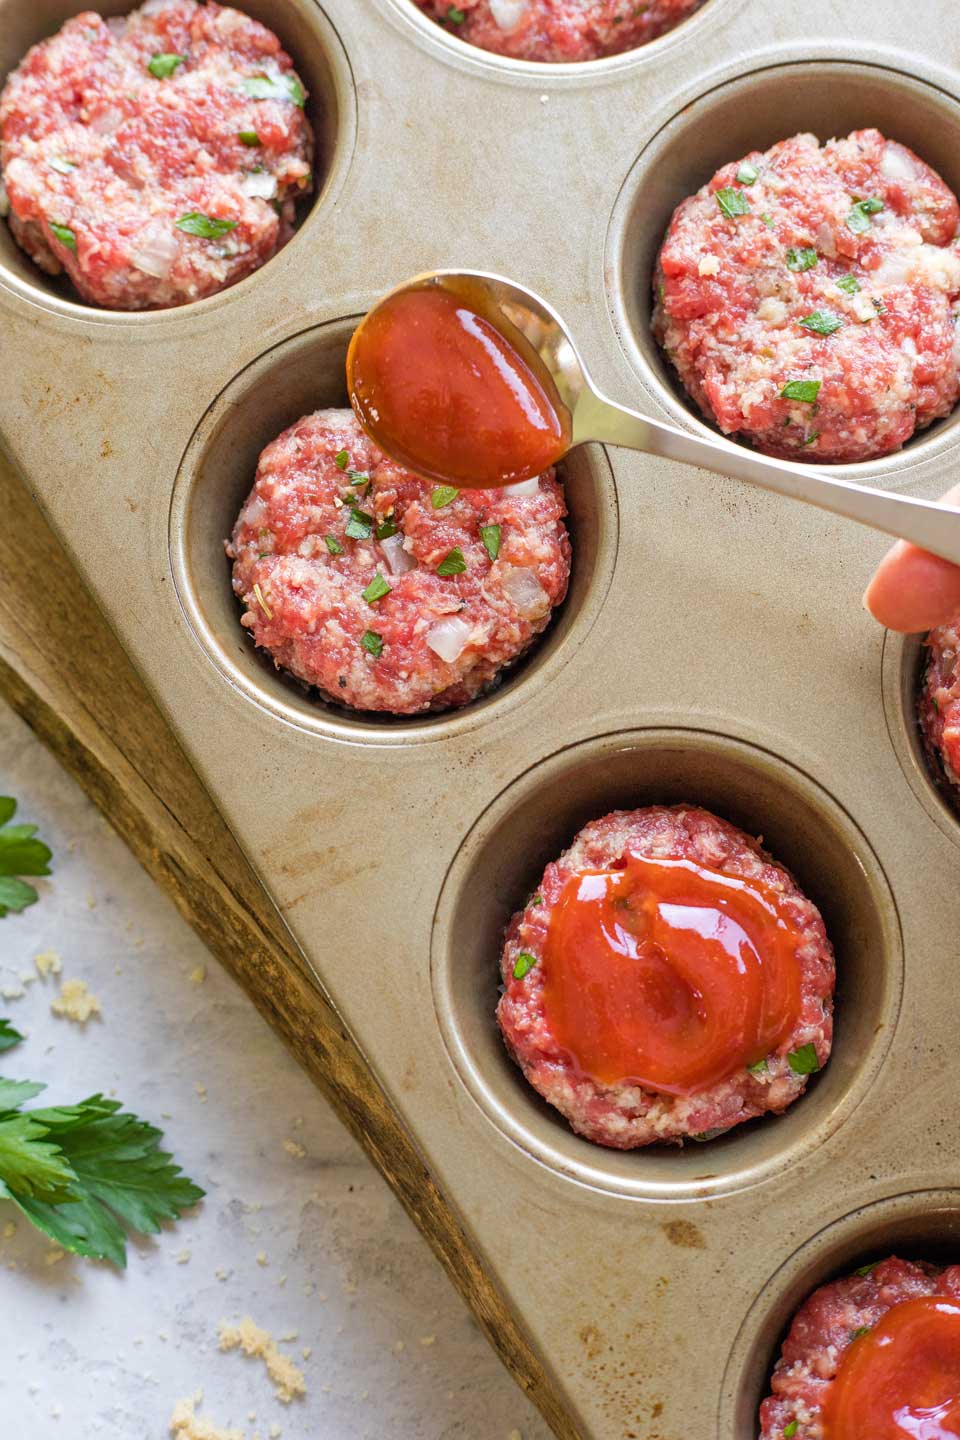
[{"xmin": 581, "ymin": 393, "xmax": 960, "ymax": 566}]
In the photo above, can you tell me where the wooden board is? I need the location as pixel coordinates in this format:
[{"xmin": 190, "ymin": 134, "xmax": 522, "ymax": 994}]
[{"xmin": 0, "ymin": 448, "xmax": 579, "ymax": 1440}]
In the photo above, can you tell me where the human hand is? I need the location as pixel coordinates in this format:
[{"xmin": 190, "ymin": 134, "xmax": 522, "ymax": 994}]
[{"xmin": 864, "ymin": 482, "xmax": 960, "ymax": 632}]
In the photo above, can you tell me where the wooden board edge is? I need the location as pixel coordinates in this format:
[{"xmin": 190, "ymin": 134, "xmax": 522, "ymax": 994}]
[{"xmin": 0, "ymin": 452, "xmax": 581, "ymax": 1440}]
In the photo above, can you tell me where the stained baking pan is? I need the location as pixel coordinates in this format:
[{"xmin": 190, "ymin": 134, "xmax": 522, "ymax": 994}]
[{"xmin": 2, "ymin": 1, "xmax": 960, "ymax": 1435}]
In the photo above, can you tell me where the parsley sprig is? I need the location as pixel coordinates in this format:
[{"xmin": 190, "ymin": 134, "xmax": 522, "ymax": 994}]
[{"xmin": 0, "ymin": 799, "xmax": 52, "ymax": 918}]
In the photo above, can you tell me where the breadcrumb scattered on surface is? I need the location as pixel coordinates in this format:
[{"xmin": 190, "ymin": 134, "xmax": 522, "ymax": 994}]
[
  {"xmin": 169, "ymin": 1395, "xmax": 242, "ymax": 1440},
  {"xmin": 34, "ymin": 950, "xmax": 62, "ymax": 978},
  {"xmin": 218, "ymin": 1316, "xmax": 306, "ymax": 1404},
  {"xmin": 51, "ymin": 978, "xmax": 101, "ymax": 1023},
  {"xmin": 176, "ymin": 1249, "xmax": 191, "ymax": 1265},
  {"xmin": 2, "ymin": 1221, "xmax": 16, "ymax": 1240},
  {"xmin": 189, "ymin": 966, "xmax": 207, "ymax": 985},
  {"xmin": 45, "ymin": 1248, "xmax": 66, "ymax": 1266},
  {"xmin": 255, "ymin": 1252, "xmax": 268, "ymax": 1267},
  {"xmin": 282, "ymin": 1139, "xmax": 305, "ymax": 1160},
  {"xmin": 420, "ymin": 1334, "xmax": 436, "ymax": 1347}
]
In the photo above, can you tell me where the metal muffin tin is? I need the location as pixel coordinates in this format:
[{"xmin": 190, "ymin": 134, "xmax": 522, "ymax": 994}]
[{"xmin": 2, "ymin": 2, "xmax": 960, "ymax": 1434}]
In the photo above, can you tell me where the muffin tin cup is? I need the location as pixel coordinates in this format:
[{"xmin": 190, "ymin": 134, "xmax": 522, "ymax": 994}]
[{"xmin": 4, "ymin": 2, "xmax": 960, "ymax": 1435}]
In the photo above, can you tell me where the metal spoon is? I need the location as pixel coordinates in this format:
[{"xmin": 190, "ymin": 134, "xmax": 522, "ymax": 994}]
[{"xmin": 361, "ymin": 269, "xmax": 960, "ymax": 566}]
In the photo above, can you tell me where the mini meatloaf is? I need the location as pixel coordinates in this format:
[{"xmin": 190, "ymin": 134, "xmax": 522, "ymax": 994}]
[
  {"xmin": 920, "ymin": 617, "xmax": 960, "ymax": 798},
  {"xmin": 0, "ymin": 0, "xmax": 312, "ymax": 308},
  {"xmin": 654, "ymin": 130, "xmax": 960, "ymax": 462},
  {"xmin": 227, "ymin": 409, "xmax": 571, "ymax": 714},
  {"xmin": 497, "ymin": 805, "xmax": 834, "ymax": 1148},
  {"xmin": 416, "ymin": 0, "xmax": 705, "ymax": 63},
  {"xmin": 759, "ymin": 1256, "xmax": 960, "ymax": 1438}
]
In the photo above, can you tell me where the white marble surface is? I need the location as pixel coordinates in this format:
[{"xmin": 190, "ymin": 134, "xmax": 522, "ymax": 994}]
[{"xmin": 0, "ymin": 702, "xmax": 552, "ymax": 1440}]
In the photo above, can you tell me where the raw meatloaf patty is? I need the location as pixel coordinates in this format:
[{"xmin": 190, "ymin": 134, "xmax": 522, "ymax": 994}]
[
  {"xmin": 759, "ymin": 1256, "xmax": 960, "ymax": 1438},
  {"xmin": 0, "ymin": 0, "xmax": 312, "ymax": 308},
  {"xmin": 920, "ymin": 617, "xmax": 960, "ymax": 798},
  {"xmin": 654, "ymin": 129, "xmax": 960, "ymax": 462},
  {"xmin": 416, "ymin": 0, "xmax": 705, "ymax": 63},
  {"xmin": 228, "ymin": 409, "xmax": 572, "ymax": 714},
  {"xmin": 497, "ymin": 805, "xmax": 835, "ymax": 1148}
]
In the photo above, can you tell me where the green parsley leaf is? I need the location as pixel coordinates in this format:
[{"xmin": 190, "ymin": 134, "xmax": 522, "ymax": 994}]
[
  {"xmin": 786, "ymin": 246, "xmax": 817, "ymax": 272},
  {"xmin": 761, "ymin": 213, "xmax": 775, "ymax": 229},
  {"xmin": 513, "ymin": 952, "xmax": 537, "ymax": 980},
  {"xmin": 746, "ymin": 1058, "xmax": 768, "ymax": 1075},
  {"xmin": 531, "ymin": 893, "xmax": 543, "ymax": 906},
  {"xmin": 836, "ymin": 273, "xmax": 860, "ymax": 294},
  {"xmin": 0, "ymin": 1078, "xmax": 46, "ymax": 1111},
  {"xmin": 780, "ymin": 379, "xmax": 821, "ymax": 405},
  {"xmin": 855, "ymin": 1262, "xmax": 877, "ymax": 1276},
  {"xmin": 783, "ymin": 1423, "xmax": 798, "ymax": 1438},
  {"xmin": 447, "ymin": 4, "xmax": 466, "ymax": 20},
  {"xmin": 787, "ymin": 1042, "xmax": 820, "ymax": 1074},
  {"xmin": 436, "ymin": 547, "xmax": 466, "ymax": 577},
  {"xmin": 736, "ymin": 161, "xmax": 760, "ymax": 185},
  {"xmin": 846, "ymin": 197, "xmax": 884, "ymax": 234},
  {"xmin": 147, "ymin": 52, "xmax": 185, "ymax": 79},
  {"xmin": 716, "ymin": 187, "xmax": 751, "ymax": 219},
  {"xmin": 10, "ymin": 1095, "xmax": 204, "ymax": 1267},
  {"xmin": 360, "ymin": 630, "xmax": 383, "ymax": 658},
  {"xmin": 324, "ymin": 534, "xmax": 343, "ymax": 555},
  {"xmin": 241, "ymin": 73, "xmax": 305, "ymax": 107},
  {"xmin": 0, "ymin": 799, "xmax": 52, "ymax": 918},
  {"xmin": 175, "ymin": 212, "xmax": 237, "ymax": 239},
  {"xmin": 349, "ymin": 471, "xmax": 370, "ymax": 486},
  {"xmin": 49, "ymin": 157, "xmax": 77, "ymax": 175},
  {"xmin": 690, "ymin": 1127, "xmax": 727, "ymax": 1142},
  {"xmin": 431, "ymin": 485, "xmax": 459, "ymax": 509},
  {"xmin": 50, "ymin": 223, "xmax": 77, "ymax": 253},
  {"xmin": 375, "ymin": 519, "xmax": 399, "ymax": 541},
  {"xmin": 0, "ymin": 1109, "xmax": 77, "ymax": 1204},
  {"xmin": 798, "ymin": 310, "xmax": 843, "ymax": 336},
  {"xmin": 0, "ymin": 1020, "xmax": 23, "ymax": 1055},
  {"xmin": 344, "ymin": 508, "xmax": 374, "ymax": 541},
  {"xmin": 238, "ymin": 129, "xmax": 260, "ymax": 146},
  {"xmin": 802, "ymin": 432, "xmax": 820, "ymax": 447},
  {"xmin": 850, "ymin": 1325, "xmax": 871, "ymax": 1341},
  {"xmin": 362, "ymin": 573, "xmax": 391, "ymax": 604},
  {"xmin": 334, "ymin": 449, "xmax": 349, "ymax": 469},
  {"xmin": 479, "ymin": 524, "xmax": 501, "ymax": 562}
]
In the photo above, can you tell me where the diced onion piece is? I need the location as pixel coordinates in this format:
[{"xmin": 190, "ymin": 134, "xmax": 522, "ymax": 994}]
[
  {"xmin": 240, "ymin": 169, "xmax": 278, "ymax": 200},
  {"xmin": 489, "ymin": 0, "xmax": 528, "ymax": 30},
  {"xmin": 241, "ymin": 495, "xmax": 267, "ymax": 527},
  {"xmin": 501, "ymin": 477, "xmax": 540, "ymax": 498},
  {"xmin": 500, "ymin": 564, "xmax": 549, "ymax": 620},
  {"xmin": 90, "ymin": 107, "xmax": 123, "ymax": 135},
  {"xmin": 426, "ymin": 615, "xmax": 472, "ymax": 664},
  {"xmin": 131, "ymin": 225, "xmax": 179, "ymax": 278},
  {"xmin": 881, "ymin": 143, "xmax": 917, "ymax": 184},
  {"xmin": 380, "ymin": 532, "xmax": 416, "ymax": 575}
]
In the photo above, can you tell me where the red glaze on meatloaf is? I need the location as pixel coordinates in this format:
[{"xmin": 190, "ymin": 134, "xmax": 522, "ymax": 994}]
[
  {"xmin": 654, "ymin": 130, "xmax": 960, "ymax": 462},
  {"xmin": 227, "ymin": 409, "xmax": 571, "ymax": 714},
  {"xmin": 920, "ymin": 616, "xmax": 960, "ymax": 799},
  {"xmin": 416, "ymin": 0, "xmax": 705, "ymax": 63},
  {"xmin": 0, "ymin": 0, "xmax": 312, "ymax": 308},
  {"xmin": 497, "ymin": 805, "xmax": 835, "ymax": 1148},
  {"xmin": 759, "ymin": 1256, "xmax": 960, "ymax": 1439}
]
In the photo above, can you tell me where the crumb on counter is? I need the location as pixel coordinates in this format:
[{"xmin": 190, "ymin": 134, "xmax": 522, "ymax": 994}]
[
  {"xmin": 50, "ymin": 977, "xmax": 101, "ymax": 1023},
  {"xmin": 218, "ymin": 1316, "xmax": 306, "ymax": 1404}
]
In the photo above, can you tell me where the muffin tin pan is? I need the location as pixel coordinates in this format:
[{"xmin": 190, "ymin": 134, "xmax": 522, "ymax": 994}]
[{"xmin": 2, "ymin": 1, "xmax": 959, "ymax": 1434}]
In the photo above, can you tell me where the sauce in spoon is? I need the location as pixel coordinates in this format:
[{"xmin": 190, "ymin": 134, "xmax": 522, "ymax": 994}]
[{"xmin": 346, "ymin": 280, "xmax": 571, "ymax": 488}]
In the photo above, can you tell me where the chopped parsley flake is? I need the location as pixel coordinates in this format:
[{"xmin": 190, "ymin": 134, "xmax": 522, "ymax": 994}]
[
  {"xmin": 436, "ymin": 546, "xmax": 466, "ymax": 577},
  {"xmin": 836, "ymin": 273, "xmax": 860, "ymax": 294},
  {"xmin": 324, "ymin": 534, "xmax": 343, "ymax": 555},
  {"xmin": 781, "ymin": 379, "xmax": 821, "ymax": 405},
  {"xmin": 855, "ymin": 1262, "xmax": 877, "ymax": 1277},
  {"xmin": 50, "ymin": 222, "xmax": 76, "ymax": 253},
  {"xmin": 241, "ymin": 72, "xmax": 305, "ymax": 107},
  {"xmin": 349, "ymin": 470, "xmax": 370, "ymax": 486},
  {"xmin": 431, "ymin": 485, "xmax": 459, "ymax": 509},
  {"xmin": 345, "ymin": 508, "xmax": 374, "ymax": 541},
  {"xmin": 532, "ymin": 893, "xmax": 543, "ymax": 906},
  {"xmin": 786, "ymin": 246, "xmax": 818, "ymax": 272},
  {"xmin": 746, "ymin": 1058, "xmax": 768, "ymax": 1075},
  {"xmin": 798, "ymin": 310, "xmax": 843, "ymax": 336},
  {"xmin": 761, "ymin": 213, "xmax": 775, "ymax": 229},
  {"xmin": 716, "ymin": 186, "xmax": 751, "ymax": 219},
  {"xmin": 512, "ymin": 952, "xmax": 537, "ymax": 980},
  {"xmin": 238, "ymin": 129, "xmax": 261, "ymax": 146},
  {"xmin": 362, "ymin": 573, "xmax": 391, "ymax": 604},
  {"xmin": 783, "ymin": 1424, "xmax": 798, "ymax": 1438},
  {"xmin": 736, "ymin": 161, "xmax": 760, "ymax": 185},
  {"xmin": 175, "ymin": 212, "xmax": 237, "ymax": 238},
  {"xmin": 802, "ymin": 432, "xmax": 820, "ymax": 447},
  {"xmin": 375, "ymin": 519, "xmax": 399, "ymax": 540},
  {"xmin": 447, "ymin": 4, "xmax": 466, "ymax": 20},
  {"xmin": 48, "ymin": 157, "xmax": 76, "ymax": 175},
  {"xmin": 850, "ymin": 1326, "xmax": 871, "ymax": 1341},
  {"xmin": 334, "ymin": 449, "xmax": 349, "ymax": 469},
  {"xmin": 147, "ymin": 52, "xmax": 185, "ymax": 79},
  {"xmin": 846, "ymin": 197, "xmax": 884, "ymax": 234},
  {"xmin": 361, "ymin": 630, "xmax": 383, "ymax": 658},
  {"xmin": 787, "ymin": 1042, "xmax": 820, "ymax": 1074},
  {"xmin": 480, "ymin": 524, "xmax": 501, "ymax": 562}
]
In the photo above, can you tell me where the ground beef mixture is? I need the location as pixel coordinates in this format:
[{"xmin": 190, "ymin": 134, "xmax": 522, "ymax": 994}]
[
  {"xmin": 654, "ymin": 130, "xmax": 960, "ymax": 462},
  {"xmin": 416, "ymin": 0, "xmax": 705, "ymax": 63}
]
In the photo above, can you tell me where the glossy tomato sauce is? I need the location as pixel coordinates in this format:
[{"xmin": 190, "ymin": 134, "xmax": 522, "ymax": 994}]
[
  {"xmin": 823, "ymin": 1296, "xmax": 960, "ymax": 1440},
  {"xmin": 540, "ymin": 853, "xmax": 802, "ymax": 1096},
  {"xmin": 347, "ymin": 283, "xmax": 570, "ymax": 487}
]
